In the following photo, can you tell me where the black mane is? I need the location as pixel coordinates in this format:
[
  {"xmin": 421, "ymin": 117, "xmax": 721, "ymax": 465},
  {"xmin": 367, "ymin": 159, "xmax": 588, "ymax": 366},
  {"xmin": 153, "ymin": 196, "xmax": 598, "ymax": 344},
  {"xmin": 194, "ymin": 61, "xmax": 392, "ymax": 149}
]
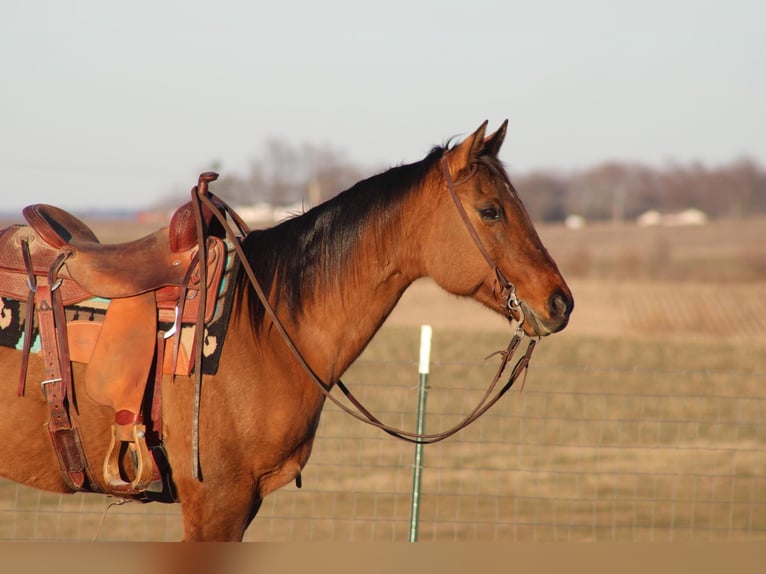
[{"xmin": 236, "ymin": 145, "xmax": 445, "ymax": 329}]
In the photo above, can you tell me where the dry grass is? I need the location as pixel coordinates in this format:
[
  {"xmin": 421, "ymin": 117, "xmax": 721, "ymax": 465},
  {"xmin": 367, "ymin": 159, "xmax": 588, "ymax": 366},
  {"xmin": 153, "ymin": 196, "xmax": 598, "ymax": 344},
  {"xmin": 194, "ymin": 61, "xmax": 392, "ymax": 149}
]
[
  {"xmin": 541, "ymin": 216, "xmax": 766, "ymax": 283},
  {"xmin": 4, "ymin": 327, "xmax": 761, "ymax": 542}
]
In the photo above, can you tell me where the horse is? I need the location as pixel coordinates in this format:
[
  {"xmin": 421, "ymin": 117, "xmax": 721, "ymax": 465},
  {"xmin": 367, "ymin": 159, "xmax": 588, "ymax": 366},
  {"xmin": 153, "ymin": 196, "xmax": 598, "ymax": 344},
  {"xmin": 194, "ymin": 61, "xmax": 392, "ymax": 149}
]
[{"xmin": 0, "ymin": 121, "xmax": 573, "ymax": 541}]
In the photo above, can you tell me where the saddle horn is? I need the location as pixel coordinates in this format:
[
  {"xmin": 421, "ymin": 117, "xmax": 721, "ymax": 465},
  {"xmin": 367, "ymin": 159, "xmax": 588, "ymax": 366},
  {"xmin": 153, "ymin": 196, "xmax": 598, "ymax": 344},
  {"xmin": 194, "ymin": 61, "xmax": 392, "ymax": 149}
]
[
  {"xmin": 197, "ymin": 171, "xmax": 219, "ymax": 196},
  {"xmin": 168, "ymin": 172, "xmax": 220, "ymax": 253}
]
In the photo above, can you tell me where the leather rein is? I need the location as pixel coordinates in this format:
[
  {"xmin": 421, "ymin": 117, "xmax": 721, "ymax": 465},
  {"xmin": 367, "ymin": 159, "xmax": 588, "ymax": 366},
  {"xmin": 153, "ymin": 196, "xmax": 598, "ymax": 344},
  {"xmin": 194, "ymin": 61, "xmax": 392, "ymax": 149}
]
[{"xmin": 189, "ymin": 159, "xmax": 537, "ymax": 454}]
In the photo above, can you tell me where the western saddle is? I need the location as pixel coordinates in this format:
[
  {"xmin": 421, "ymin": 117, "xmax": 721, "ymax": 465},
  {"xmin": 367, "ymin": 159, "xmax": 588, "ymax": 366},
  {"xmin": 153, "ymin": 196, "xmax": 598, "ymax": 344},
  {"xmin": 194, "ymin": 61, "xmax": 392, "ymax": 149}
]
[{"xmin": 0, "ymin": 172, "xmax": 244, "ymax": 497}]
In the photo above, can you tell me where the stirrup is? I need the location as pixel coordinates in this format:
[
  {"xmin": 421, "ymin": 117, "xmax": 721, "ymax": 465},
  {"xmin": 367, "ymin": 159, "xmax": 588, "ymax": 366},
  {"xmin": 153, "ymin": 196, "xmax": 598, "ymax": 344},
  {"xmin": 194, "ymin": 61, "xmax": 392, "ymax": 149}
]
[{"xmin": 103, "ymin": 412, "xmax": 158, "ymax": 495}]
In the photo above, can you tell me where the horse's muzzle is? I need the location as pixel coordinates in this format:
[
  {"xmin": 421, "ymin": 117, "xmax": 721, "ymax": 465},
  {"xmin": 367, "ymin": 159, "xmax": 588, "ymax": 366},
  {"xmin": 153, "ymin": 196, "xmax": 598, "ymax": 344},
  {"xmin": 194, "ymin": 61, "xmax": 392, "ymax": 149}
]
[{"xmin": 521, "ymin": 290, "xmax": 574, "ymax": 336}]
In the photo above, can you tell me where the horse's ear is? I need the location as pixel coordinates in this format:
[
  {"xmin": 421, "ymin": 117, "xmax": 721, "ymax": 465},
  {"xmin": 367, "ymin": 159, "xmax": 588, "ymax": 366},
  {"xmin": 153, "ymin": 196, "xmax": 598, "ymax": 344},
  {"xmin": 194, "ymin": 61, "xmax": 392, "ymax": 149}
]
[
  {"xmin": 446, "ymin": 120, "xmax": 489, "ymax": 176},
  {"xmin": 483, "ymin": 119, "xmax": 508, "ymax": 157}
]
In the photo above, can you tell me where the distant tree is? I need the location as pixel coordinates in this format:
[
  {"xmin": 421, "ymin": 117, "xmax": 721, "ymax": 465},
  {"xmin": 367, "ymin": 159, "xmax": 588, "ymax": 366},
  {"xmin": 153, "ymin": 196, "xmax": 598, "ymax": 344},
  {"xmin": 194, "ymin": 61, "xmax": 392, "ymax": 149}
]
[
  {"xmin": 160, "ymin": 146, "xmax": 766, "ymax": 222},
  {"xmin": 518, "ymin": 158, "xmax": 766, "ymax": 223},
  {"xmin": 232, "ymin": 139, "xmax": 368, "ymax": 207},
  {"xmin": 515, "ymin": 172, "xmax": 568, "ymax": 222},
  {"xmin": 299, "ymin": 142, "xmax": 367, "ymax": 205}
]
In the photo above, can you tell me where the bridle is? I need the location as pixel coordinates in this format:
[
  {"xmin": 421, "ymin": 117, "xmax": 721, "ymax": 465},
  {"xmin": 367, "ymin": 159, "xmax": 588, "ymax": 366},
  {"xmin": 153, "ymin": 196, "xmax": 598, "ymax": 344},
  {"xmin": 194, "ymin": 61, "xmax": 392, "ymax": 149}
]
[
  {"xmin": 187, "ymin": 159, "xmax": 537, "ymax": 472},
  {"xmin": 189, "ymin": 163, "xmax": 537, "ymax": 453},
  {"xmin": 440, "ymin": 156, "xmax": 525, "ymax": 326}
]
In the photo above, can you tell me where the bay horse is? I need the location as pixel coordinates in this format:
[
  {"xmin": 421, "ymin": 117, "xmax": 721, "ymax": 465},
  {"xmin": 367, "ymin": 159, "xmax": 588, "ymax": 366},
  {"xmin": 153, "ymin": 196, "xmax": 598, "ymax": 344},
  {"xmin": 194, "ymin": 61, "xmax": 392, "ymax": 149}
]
[{"xmin": 0, "ymin": 121, "xmax": 573, "ymax": 540}]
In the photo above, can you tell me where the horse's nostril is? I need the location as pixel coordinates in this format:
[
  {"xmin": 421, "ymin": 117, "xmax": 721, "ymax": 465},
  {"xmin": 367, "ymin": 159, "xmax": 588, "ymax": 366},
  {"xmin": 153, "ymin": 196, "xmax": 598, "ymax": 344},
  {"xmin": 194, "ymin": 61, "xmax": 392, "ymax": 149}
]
[{"xmin": 549, "ymin": 291, "xmax": 571, "ymax": 318}]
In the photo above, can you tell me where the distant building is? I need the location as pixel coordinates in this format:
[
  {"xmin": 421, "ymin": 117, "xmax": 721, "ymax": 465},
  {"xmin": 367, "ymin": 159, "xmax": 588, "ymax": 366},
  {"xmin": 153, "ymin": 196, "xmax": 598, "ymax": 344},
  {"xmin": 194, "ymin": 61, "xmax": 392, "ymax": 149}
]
[
  {"xmin": 565, "ymin": 214, "xmax": 586, "ymax": 229},
  {"xmin": 637, "ymin": 208, "xmax": 708, "ymax": 227},
  {"xmin": 235, "ymin": 201, "xmax": 307, "ymax": 225},
  {"xmin": 234, "ymin": 203, "xmax": 276, "ymax": 224}
]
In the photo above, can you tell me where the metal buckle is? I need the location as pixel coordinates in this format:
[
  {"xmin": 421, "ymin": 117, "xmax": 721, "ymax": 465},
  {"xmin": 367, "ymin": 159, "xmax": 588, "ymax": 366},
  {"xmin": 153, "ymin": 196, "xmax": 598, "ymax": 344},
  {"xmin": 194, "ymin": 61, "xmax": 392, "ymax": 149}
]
[
  {"xmin": 163, "ymin": 306, "xmax": 180, "ymax": 339},
  {"xmin": 40, "ymin": 377, "xmax": 63, "ymax": 388},
  {"xmin": 505, "ymin": 286, "xmax": 525, "ymax": 335}
]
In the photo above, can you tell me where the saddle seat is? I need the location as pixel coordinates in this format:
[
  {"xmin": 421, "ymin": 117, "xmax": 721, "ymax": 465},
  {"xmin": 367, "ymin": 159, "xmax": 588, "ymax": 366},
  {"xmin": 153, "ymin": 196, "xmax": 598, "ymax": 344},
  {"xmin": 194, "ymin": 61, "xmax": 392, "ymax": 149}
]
[{"xmin": 22, "ymin": 201, "xmax": 200, "ymax": 300}]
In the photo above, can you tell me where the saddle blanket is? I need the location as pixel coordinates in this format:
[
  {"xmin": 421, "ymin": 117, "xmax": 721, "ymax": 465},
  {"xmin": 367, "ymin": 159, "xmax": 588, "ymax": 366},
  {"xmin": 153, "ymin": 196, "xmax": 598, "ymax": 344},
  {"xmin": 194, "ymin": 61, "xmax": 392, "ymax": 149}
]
[{"xmin": 0, "ymin": 251, "xmax": 238, "ymax": 377}]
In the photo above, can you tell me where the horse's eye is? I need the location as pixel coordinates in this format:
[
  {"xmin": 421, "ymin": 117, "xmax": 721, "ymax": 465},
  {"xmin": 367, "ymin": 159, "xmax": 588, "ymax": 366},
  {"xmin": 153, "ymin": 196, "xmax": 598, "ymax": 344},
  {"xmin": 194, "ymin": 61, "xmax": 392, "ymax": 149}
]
[{"xmin": 479, "ymin": 206, "xmax": 501, "ymax": 221}]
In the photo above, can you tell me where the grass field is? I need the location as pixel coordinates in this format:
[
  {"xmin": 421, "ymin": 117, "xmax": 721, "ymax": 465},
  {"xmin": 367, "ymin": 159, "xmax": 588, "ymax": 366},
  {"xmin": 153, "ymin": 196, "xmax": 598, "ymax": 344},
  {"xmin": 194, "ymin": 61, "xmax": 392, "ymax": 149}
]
[{"xmin": 1, "ymin": 215, "xmax": 764, "ymax": 541}]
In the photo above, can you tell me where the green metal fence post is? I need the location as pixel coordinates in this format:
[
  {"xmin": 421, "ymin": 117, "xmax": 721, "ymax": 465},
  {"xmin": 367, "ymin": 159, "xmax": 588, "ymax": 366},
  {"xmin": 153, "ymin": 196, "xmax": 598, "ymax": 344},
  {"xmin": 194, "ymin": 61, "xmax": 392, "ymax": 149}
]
[{"xmin": 408, "ymin": 324, "xmax": 431, "ymax": 542}]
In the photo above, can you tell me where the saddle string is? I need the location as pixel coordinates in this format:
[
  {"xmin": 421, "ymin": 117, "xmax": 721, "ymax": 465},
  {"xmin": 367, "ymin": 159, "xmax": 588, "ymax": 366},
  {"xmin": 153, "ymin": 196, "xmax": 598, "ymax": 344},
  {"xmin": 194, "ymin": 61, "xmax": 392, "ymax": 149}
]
[
  {"xmin": 47, "ymin": 252, "xmax": 80, "ymax": 415},
  {"xmin": 188, "ymin": 174, "xmax": 251, "ymax": 479},
  {"xmin": 18, "ymin": 239, "xmax": 36, "ymax": 397},
  {"xmin": 189, "ymin": 165, "xmax": 537, "ymax": 451},
  {"xmin": 17, "ymin": 245, "xmax": 72, "ymax": 398},
  {"xmin": 92, "ymin": 497, "xmax": 129, "ymax": 542}
]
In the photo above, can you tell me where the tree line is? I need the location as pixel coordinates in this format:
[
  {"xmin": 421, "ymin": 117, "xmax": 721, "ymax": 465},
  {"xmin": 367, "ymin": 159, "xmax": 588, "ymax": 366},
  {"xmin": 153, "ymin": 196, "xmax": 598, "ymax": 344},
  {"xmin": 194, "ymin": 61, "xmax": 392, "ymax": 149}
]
[
  {"xmin": 514, "ymin": 158, "xmax": 766, "ymax": 222},
  {"xmin": 197, "ymin": 140, "xmax": 766, "ymax": 222}
]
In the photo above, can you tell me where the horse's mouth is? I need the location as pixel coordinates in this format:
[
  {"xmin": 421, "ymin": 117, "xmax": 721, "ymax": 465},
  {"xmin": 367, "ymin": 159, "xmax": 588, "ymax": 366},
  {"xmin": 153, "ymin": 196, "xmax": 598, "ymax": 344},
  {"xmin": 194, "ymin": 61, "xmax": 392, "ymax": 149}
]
[{"xmin": 518, "ymin": 301, "xmax": 571, "ymax": 337}]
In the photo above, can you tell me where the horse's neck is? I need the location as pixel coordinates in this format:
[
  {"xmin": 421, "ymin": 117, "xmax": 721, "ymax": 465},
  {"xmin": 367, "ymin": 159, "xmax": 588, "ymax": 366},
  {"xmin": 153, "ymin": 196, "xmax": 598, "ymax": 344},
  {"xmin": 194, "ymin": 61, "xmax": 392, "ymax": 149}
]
[
  {"xmin": 295, "ymin": 251, "xmax": 416, "ymax": 383},
  {"xmin": 278, "ymin": 204, "xmax": 422, "ymax": 383}
]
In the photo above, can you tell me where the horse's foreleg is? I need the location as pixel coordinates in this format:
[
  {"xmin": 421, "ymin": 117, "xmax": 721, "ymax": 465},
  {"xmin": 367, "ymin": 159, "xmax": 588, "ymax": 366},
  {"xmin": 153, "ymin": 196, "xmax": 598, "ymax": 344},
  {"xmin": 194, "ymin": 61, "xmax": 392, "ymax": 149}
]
[{"xmin": 178, "ymin": 482, "xmax": 263, "ymax": 541}]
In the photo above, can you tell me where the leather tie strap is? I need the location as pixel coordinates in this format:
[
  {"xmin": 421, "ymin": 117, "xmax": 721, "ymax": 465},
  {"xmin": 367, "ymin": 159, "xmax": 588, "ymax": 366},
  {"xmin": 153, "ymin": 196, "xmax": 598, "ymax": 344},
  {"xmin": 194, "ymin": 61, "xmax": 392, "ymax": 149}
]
[
  {"xmin": 188, "ymin": 172, "xmax": 250, "ymax": 479},
  {"xmin": 18, "ymin": 239, "xmax": 36, "ymax": 397},
  {"xmin": 35, "ymin": 282, "xmax": 89, "ymax": 491}
]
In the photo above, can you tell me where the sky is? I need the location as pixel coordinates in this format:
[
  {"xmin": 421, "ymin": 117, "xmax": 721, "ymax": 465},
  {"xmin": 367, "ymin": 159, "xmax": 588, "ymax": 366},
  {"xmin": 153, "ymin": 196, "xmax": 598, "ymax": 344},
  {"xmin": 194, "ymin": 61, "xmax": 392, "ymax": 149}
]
[{"xmin": 2, "ymin": 0, "xmax": 764, "ymax": 213}]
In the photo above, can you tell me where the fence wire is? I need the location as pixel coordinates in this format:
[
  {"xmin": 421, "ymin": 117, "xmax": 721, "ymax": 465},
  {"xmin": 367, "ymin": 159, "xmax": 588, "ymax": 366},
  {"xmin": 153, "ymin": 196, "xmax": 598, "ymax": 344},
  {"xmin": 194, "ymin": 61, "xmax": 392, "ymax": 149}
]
[{"xmin": 1, "ymin": 353, "xmax": 764, "ymax": 542}]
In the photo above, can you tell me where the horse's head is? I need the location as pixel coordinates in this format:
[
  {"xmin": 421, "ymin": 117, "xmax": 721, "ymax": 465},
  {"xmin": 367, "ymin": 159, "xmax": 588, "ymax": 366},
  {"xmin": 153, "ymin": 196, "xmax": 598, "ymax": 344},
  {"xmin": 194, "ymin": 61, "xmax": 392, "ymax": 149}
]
[{"xmin": 424, "ymin": 120, "xmax": 573, "ymax": 336}]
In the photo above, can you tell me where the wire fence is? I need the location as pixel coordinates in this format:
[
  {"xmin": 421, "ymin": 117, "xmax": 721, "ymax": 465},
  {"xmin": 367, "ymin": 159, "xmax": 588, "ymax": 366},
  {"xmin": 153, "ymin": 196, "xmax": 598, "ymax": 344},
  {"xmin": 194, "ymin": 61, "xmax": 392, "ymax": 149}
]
[{"xmin": 1, "ymin": 334, "xmax": 765, "ymax": 542}]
